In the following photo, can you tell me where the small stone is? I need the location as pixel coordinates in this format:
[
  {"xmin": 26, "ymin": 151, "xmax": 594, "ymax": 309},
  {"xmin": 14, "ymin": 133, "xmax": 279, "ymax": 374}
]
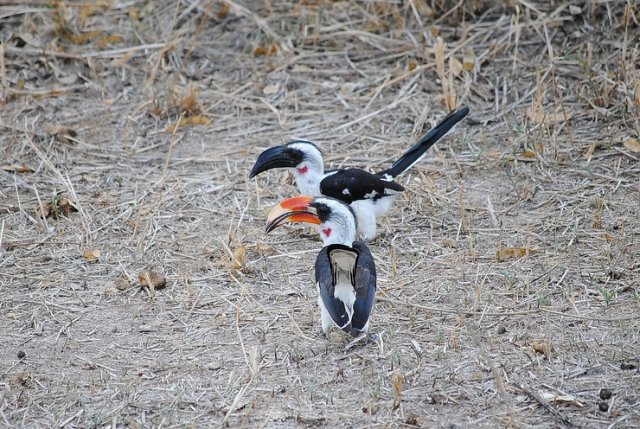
[
  {"xmin": 598, "ymin": 401, "xmax": 609, "ymax": 412},
  {"xmin": 103, "ymin": 287, "xmax": 118, "ymax": 296},
  {"xmin": 497, "ymin": 326, "xmax": 507, "ymax": 334},
  {"xmin": 405, "ymin": 413, "xmax": 419, "ymax": 426},
  {"xmin": 139, "ymin": 324, "xmax": 154, "ymax": 333},
  {"xmin": 599, "ymin": 389, "xmax": 612, "ymax": 400},
  {"xmin": 207, "ymin": 360, "xmax": 223, "ymax": 371},
  {"xmin": 17, "ymin": 350, "xmax": 26, "ymax": 359},
  {"xmin": 620, "ymin": 362, "xmax": 636, "ymax": 370},
  {"xmin": 115, "ymin": 278, "xmax": 130, "ymax": 291},
  {"xmin": 569, "ymin": 5, "xmax": 582, "ymax": 15}
]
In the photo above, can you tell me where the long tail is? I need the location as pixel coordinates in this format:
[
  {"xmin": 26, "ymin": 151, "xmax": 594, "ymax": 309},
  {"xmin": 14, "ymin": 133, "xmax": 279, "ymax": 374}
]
[{"xmin": 377, "ymin": 105, "xmax": 469, "ymax": 178}]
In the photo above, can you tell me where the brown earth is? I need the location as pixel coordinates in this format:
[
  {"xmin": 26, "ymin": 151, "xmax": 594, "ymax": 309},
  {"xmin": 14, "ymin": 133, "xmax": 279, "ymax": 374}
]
[{"xmin": 1, "ymin": 1, "xmax": 639, "ymax": 427}]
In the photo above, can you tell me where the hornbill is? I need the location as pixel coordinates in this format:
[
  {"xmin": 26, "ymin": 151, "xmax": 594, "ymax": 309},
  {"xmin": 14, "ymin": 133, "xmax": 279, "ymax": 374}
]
[
  {"xmin": 250, "ymin": 106, "xmax": 469, "ymax": 240},
  {"xmin": 266, "ymin": 195, "xmax": 376, "ymax": 337}
]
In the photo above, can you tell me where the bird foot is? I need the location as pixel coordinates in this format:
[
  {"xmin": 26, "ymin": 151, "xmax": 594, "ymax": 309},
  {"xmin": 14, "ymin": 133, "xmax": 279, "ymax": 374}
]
[{"xmin": 345, "ymin": 332, "xmax": 384, "ymax": 353}]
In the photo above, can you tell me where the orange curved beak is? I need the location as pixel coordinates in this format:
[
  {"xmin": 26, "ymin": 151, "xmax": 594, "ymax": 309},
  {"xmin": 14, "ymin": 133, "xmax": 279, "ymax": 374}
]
[{"xmin": 265, "ymin": 195, "xmax": 321, "ymax": 233}]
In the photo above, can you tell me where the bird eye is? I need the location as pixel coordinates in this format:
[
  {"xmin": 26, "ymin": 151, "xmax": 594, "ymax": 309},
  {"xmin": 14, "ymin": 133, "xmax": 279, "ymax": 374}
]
[
  {"xmin": 285, "ymin": 148, "xmax": 304, "ymax": 163},
  {"xmin": 315, "ymin": 204, "xmax": 331, "ymax": 221}
]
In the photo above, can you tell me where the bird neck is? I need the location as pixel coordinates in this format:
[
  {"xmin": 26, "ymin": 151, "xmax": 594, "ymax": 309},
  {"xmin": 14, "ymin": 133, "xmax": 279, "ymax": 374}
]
[
  {"xmin": 291, "ymin": 162, "xmax": 323, "ymax": 196},
  {"xmin": 318, "ymin": 223, "xmax": 355, "ymax": 247}
]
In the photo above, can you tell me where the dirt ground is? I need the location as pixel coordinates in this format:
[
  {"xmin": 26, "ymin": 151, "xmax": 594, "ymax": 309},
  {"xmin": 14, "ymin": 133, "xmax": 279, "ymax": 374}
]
[{"xmin": 1, "ymin": 1, "xmax": 639, "ymax": 427}]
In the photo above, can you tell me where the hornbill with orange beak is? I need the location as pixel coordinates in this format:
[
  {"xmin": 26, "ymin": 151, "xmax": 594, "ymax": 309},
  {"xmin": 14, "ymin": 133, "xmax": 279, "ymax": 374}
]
[
  {"xmin": 251, "ymin": 106, "xmax": 469, "ymax": 240},
  {"xmin": 266, "ymin": 195, "xmax": 376, "ymax": 337}
]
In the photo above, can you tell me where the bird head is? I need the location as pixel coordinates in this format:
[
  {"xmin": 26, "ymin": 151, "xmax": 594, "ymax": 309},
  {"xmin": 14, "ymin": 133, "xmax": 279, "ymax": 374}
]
[
  {"xmin": 265, "ymin": 195, "xmax": 356, "ymax": 246},
  {"xmin": 249, "ymin": 141, "xmax": 324, "ymax": 193}
]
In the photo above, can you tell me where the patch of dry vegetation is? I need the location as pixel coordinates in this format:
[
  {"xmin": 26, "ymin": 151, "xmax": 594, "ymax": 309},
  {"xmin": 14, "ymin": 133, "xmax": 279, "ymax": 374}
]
[{"xmin": 1, "ymin": 0, "xmax": 638, "ymax": 427}]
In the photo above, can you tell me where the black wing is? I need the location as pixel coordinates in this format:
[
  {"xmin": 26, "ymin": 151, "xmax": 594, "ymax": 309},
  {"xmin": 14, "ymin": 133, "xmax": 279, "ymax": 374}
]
[
  {"xmin": 315, "ymin": 244, "xmax": 354, "ymax": 332},
  {"xmin": 319, "ymin": 168, "xmax": 404, "ymax": 204},
  {"xmin": 349, "ymin": 241, "xmax": 376, "ymax": 335}
]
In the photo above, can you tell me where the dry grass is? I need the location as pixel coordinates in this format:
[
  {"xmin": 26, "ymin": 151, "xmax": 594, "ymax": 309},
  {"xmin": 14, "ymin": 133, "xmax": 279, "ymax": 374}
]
[{"xmin": 1, "ymin": 0, "xmax": 639, "ymax": 427}]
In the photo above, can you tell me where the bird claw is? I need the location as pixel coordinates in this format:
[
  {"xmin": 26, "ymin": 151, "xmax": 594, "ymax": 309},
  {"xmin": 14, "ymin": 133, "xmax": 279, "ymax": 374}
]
[
  {"xmin": 345, "ymin": 332, "xmax": 384, "ymax": 353},
  {"xmin": 345, "ymin": 333, "xmax": 367, "ymax": 350}
]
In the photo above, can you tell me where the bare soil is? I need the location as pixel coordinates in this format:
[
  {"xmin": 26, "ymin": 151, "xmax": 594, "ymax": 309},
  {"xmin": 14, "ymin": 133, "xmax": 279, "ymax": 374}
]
[{"xmin": 1, "ymin": 1, "xmax": 639, "ymax": 428}]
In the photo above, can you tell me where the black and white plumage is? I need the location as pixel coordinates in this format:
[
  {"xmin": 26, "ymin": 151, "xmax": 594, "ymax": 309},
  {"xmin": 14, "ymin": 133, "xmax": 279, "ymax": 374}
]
[
  {"xmin": 251, "ymin": 106, "xmax": 469, "ymax": 240},
  {"xmin": 316, "ymin": 243, "xmax": 376, "ymax": 335},
  {"xmin": 265, "ymin": 195, "xmax": 376, "ymax": 337}
]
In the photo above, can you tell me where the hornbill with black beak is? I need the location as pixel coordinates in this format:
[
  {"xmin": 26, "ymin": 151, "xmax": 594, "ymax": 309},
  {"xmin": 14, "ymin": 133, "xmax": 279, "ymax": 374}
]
[
  {"xmin": 250, "ymin": 106, "xmax": 469, "ymax": 240},
  {"xmin": 266, "ymin": 195, "xmax": 376, "ymax": 337}
]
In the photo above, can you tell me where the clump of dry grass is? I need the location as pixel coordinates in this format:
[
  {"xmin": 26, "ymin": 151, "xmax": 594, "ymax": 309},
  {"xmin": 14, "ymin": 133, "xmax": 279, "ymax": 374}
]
[{"xmin": 0, "ymin": 1, "xmax": 638, "ymax": 427}]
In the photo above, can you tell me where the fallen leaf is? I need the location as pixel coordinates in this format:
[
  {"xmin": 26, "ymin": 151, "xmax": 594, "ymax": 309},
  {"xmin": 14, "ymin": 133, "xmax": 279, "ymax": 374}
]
[
  {"xmin": 262, "ymin": 83, "xmax": 279, "ymax": 95},
  {"xmin": 623, "ymin": 138, "xmax": 640, "ymax": 153},
  {"xmin": 82, "ymin": 248, "xmax": 101, "ymax": 261},
  {"xmin": 96, "ymin": 34, "xmax": 123, "ymax": 48},
  {"xmin": 63, "ymin": 30, "xmax": 102, "ymax": 45},
  {"xmin": 45, "ymin": 125, "xmax": 78, "ymax": 143},
  {"xmin": 217, "ymin": 1, "xmax": 230, "ymax": 18},
  {"xmin": 414, "ymin": 2, "xmax": 435, "ymax": 18},
  {"xmin": 165, "ymin": 116, "xmax": 210, "ymax": 133},
  {"xmin": 2, "ymin": 164, "xmax": 34, "ymax": 174},
  {"xmin": 229, "ymin": 246, "xmax": 246, "ymax": 270},
  {"xmin": 496, "ymin": 247, "xmax": 534, "ymax": 261},
  {"xmin": 463, "ymin": 48, "xmax": 475, "ymax": 72},
  {"xmin": 39, "ymin": 196, "xmax": 78, "ymax": 219},
  {"xmin": 449, "ymin": 56, "xmax": 463, "ymax": 76},
  {"xmin": 518, "ymin": 150, "xmax": 536, "ymax": 159},
  {"xmin": 128, "ymin": 7, "xmax": 141, "ymax": 21},
  {"xmin": 391, "ymin": 372, "xmax": 403, "ymax": 410},
  {"xmin": 254, "ymin": 42, "xmax": 277, "ymax": 57},
  {"xmin": 79, "ymin": 1, "xmax": 111, "ymax": 24},
  {"xmin": 177, "ymin": 85, "xmax": 201, "ymax": 116},
  {"xmin": 138, "ymin": 270, "xmax": 167, "ymax": 290}
]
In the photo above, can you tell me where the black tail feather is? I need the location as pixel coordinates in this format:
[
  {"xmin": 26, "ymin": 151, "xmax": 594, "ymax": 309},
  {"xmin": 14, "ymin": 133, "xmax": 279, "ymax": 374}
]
[{"xmin": 377, "ymin": 105, "xmax": 469, "ymax": 178}]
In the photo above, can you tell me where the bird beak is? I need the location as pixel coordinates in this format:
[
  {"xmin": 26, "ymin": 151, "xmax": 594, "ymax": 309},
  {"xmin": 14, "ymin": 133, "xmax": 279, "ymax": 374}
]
[
  {"xmin": 249, "ymin": 146, "xmax": 298, "ymax": 179},
  {"xmin": 265, "ymin": 195, "xmax": 320, "ymax": 233}
]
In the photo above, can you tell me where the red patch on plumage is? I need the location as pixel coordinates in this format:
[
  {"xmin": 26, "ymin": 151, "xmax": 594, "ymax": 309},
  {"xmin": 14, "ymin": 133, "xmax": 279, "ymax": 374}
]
[
  {"xmin": 297, "ymin": 165, "xmax": 308, "ymax": 175},
  {"xmin": 322, "ymin": 228, "xmax": 332, "ymax": 237}
]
